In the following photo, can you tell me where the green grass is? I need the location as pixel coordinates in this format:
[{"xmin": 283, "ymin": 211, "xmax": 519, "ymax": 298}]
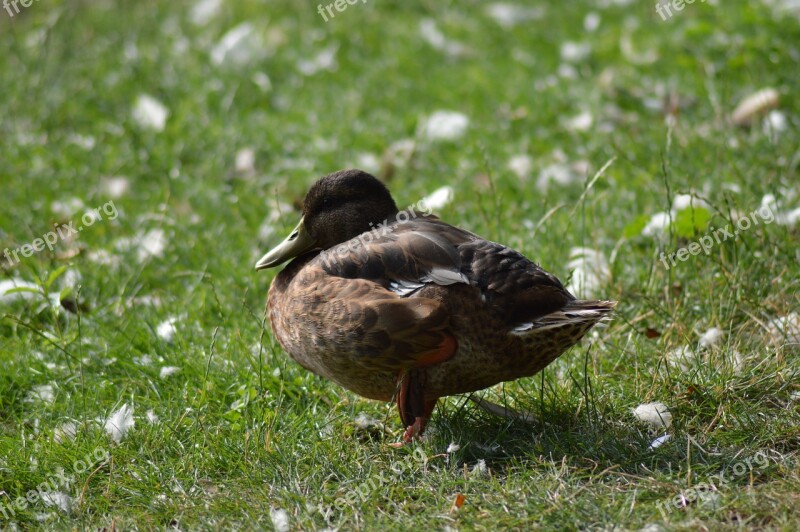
[{"xmin": 1, "ymin": 0, "xmax": 799, "ymax": 529}]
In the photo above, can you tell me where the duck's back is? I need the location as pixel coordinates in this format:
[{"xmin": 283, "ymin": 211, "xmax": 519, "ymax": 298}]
[{"xmin": 319, "ymin": 215, "xmax": 576, "ymax": 323}]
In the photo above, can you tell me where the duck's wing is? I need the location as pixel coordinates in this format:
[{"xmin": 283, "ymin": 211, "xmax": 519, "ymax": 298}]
[
  {"xmin": 295, "ymin": 264, "xmax": 457, "ymax": 373},
  {"xmin": 316, "ymin": 217, "xmax": 575, "ymax": 327},
  {"xmin": 458, "ymin": 236, "xmax": 576, "ymax": 324}
]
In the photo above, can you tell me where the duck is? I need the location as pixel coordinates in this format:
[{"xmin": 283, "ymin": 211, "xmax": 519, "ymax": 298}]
[{"xmin": 255, "ymin": 169, "xmax": 615, "ymax": 442}]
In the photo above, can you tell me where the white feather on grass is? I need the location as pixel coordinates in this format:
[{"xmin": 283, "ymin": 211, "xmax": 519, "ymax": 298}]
[
  {"xmin": 105, "ymin": 404, "xmax": 135, "ymax": 443},
  {"xmin": 270, "ymin": 508, "xmax": 290, "ymax": 532},
  {"xmin": 132, "ymin": 95, "xmax": 169, "ymax": 132},
  {"xmin": 632, "ymin": 402, "xmax": 672, "ymax": 429},
  {"xmin": 420, "ymin": 111, "xmax": 469, "ymax": 141}
]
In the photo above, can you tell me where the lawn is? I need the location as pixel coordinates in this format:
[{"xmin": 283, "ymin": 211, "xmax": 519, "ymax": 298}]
[{"xmin": 1, "ymin": 0, "xmax": 799, "ymax": 529}]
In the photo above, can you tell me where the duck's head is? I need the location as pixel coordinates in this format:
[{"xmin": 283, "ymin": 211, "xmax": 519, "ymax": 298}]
[{"xmin": 255, "ymin": 169, "xmax": 399, "ymax": 270}]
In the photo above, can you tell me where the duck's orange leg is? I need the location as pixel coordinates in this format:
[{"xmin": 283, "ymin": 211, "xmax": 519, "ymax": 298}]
[
  {"xmin": 394, "ymin": 369, "xmax": 440, "ymax": 445},
  {"xmin": 401, "ymin": 397, "xmax": 438, "ymax": 442},
  {"xmin": 391, "ymin": 335, "xmax": 456, "ymax": 446}
]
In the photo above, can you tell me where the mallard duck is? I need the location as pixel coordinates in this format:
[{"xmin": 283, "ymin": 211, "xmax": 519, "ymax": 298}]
[{"xmin": 256, "ymin": 169, "xmax": 614, "ymax": 442}]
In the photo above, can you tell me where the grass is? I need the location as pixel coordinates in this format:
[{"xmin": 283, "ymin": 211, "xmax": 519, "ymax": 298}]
[{"xmin": 1, "ymin": 0, "xmax": 799, "ymax": 529}]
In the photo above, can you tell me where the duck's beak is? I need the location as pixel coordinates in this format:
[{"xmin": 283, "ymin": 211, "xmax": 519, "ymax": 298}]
[{"xmin": 254, "ymin": 217, "xmax": 317, "ymax": 270}]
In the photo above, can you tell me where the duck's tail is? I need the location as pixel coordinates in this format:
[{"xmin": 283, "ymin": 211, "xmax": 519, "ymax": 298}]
[
  {"xmin": 511, "ymin": 300, "xmax": 616, "ymax": 334},
  {"xmin": 508, "ymin": 299, "xmax": 616, "ymax": 376}
]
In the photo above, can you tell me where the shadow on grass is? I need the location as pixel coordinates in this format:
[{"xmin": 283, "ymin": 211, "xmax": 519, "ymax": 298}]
[{"xmin": 422, "ymin": 392, "xmax": 773, "ymax": 484}]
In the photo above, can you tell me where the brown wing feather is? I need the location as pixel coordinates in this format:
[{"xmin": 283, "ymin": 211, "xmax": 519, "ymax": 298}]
[{"xmin": 298, "ymin": 270, "xmax": 455, "ymax": 372}]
